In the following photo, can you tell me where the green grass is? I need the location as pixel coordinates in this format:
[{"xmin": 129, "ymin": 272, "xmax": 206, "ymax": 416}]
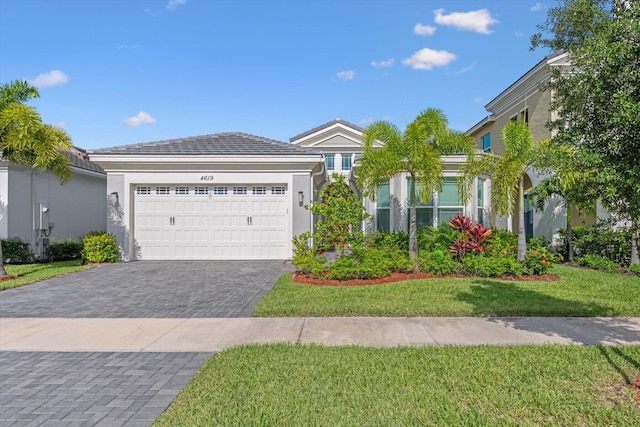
[
  {"xmin": 254, "ymin": 265, "xmax": 640, "ymax": 317},
  {"xmin": 155, "ymin": 344, "xmax": 640, "ymax": 426},
  {"xmin": 1, "ymin": 260, "xmax": 91, "ymax": 291}
]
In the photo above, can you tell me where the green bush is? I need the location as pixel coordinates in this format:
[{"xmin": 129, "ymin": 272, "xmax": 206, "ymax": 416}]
[
  {"xmin": 326, "ymin": 255, "xmax": 359, "ymax": 280},
  {"xmin": 418, "ymin": 250, "xmax": 461, "ymax": 275},
  {"xmin": 628, "ymin": 264, "xmax": 640, "ymax": 276},
  {"xmin": 560, "ymin": 221, "xmax": 631, "ymax": 266},
  {"xmin": 370, "ymin": 231, "xmax": 409, "ymax": 252},
  {"xmin": 486, "ymin": 230, "xmax": 518, "ymax": 255},
  {"xmin": 357, "ymin": 249, "xmax": 394, "ymax": 279},
  {"xmin": 527, "ymin": 236, "xmax": 549, "ymax": 251},
  {"xmin": 576, "ymin": 254, "xmax": 621, "ymax": 273},
  {"xmin": 462, "ymin": 255, "xmax": 523, "ymax": 277},
  {"xmin": 418, "ymin": 224, "xmax": 461, "ymax": 252},
  {"xmin": 44, "ymin": 238, "xmax": 83, "ymax": 261},
  {"xmin": 81, "ymin": 232, "xmax": 120, "ymax": 263},
  {"xmin": 1, "ymin": 237, "xmax": 35, "ymax": 263},
  {"xmin": 523, "ymin": 247, "xmax": 560, "ymax": 275},
  {"xmin": 387, "ymin": 249, "xmax": 413, "ymax": 272}
]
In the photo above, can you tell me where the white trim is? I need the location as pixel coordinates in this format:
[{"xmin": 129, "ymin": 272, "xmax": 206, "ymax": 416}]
[{"xmin": 291, "ymin": 122, "xmax": 363, "ymax": 146}]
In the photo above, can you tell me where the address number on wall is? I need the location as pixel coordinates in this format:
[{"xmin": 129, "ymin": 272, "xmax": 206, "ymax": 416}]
[{"xmin": 200, "ymin": 175, "xmax": 215, "ymax": 181}]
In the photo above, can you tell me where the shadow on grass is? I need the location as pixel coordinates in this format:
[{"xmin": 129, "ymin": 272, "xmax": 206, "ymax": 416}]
[
  {"xmin": 458, "ymin": 278, "xmax": 613, "ymax": 317},
  {"xmin": 597, "ymin": 346, "xmax": 640, "ymax": 384}
]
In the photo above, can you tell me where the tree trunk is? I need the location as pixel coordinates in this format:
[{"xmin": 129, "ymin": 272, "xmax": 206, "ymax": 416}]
[
  {"xmin": 517, "ymin": 175, "xmax": 526, "ymax": 262},
  {"xmin": 408, "ymin": 174, "xmax": 418, "ymax": 272},
  {"xmin": 566, "ymin": 203, "xmax": 574, "ymax": 262},
  {"xmin": 631, "ymin": 219, "xmax": 639, "ymax": 265},
  {"xmin": 0, "ymin": 242, "xmax": 6, "ymax": 276}
]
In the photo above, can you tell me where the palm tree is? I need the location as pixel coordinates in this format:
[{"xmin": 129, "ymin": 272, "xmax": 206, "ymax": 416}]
[
  {"xmin": 459, "ymin": 120, "xmax": 539, "ymax": 261},
  {"xmin": 0, "ymin": 80, "xmax": 72, "ymax": 275},
  {"xmin": 357, "ymin": 108, "xmax": 475, "ymax": 268},
  {"xmin": 527, "ymin": 141, "xmax": 598, "ymax": 261}
]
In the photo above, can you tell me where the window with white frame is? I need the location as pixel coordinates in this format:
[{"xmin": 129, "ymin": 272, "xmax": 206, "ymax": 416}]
[
  {"xmin": 233, "ymin": 186, "xmax": 247, "ymax": 195},
  {"xmin": 482, "ymin": 133, "xmax": 491, "ymax": 152},
  {"xmin": 252, "ymin": 186, "xmax": 266, "ymax": 195},
  {"xmin": 376, "ymin": 181, "xmax": 390, "ymax": 232},
  {"xmin": 325, "ymin": 154, "xmax": 335, "ymax": 171},
  {"xmin": 477, "ymin": 178, "xmax": 485, "ymax": 225},
  {"xmin": 136, "ymin": 186, "xmax": 151, "ymax": 195},
  {"xmin": 406, "ymin": 178, "xmax": 434, "ymax": 230},
  {"xmin": 156, "ymin": 186, "xmax": 170, "ymax": 195},
  {"xmin": 175, "ymin": 186, "xmax": 190, "ymax": 195},
  {"xmin": 341, "ymin": 153, "xmax": 352, "ymax": 171},
  {"xmin": 213, "ymin": 186, "xmax": 228, "ymax": 195},
  {"xmin": 271, "ymin": 186, "xmax": 286, "ymax": 195},
  {"xmin": 194, "ymin": 186, "xmax": 209, "ymax": 195},
  {"xmin": 437, "ymin": 178, "xmax": 464, "ymax": 225}
]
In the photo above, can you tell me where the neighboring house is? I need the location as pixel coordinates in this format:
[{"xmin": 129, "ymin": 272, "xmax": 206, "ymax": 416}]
[
  {"xmin": 466, "ymin": 51, "xmax": 605, "ymax": 242},
  {"xmin": 89, "ymin": 133, "xmax": 323, "ymax": 261},
  {"xmin": 0, "ymin": 146, "xmax": 107, "ymax": 259}
]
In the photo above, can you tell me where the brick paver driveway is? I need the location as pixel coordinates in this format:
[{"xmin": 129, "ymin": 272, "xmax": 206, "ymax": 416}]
[
  {"xmin": 0, "ymin": 260, "xmax": 291, "ymax": 318},
  {"xmin": 0, "ymin": 260, "xmax": 290, "ymax": 426}
]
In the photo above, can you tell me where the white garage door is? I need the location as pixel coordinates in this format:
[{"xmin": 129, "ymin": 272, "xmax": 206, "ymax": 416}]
[{"xmin": 134, "ymin": 184, "xmax": 288, "ymax": 260}]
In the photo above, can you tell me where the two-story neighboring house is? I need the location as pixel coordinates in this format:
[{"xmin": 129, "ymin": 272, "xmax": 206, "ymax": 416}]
[{"xmin": 466, "ymin": 51, "xmax": 603, "ymax": 242}]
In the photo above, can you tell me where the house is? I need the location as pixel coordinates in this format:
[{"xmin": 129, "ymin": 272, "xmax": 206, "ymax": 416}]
[
  {"xmin": 0, "ymin": 147, "xmax": 107, "ymax": 259},
  {"xmin": 466, "ymin": 51, "xmax": 605, "ymax": 242},
  {"xmin": 89, "ymin": 133, "xmax": 323, "ymax": 261}
]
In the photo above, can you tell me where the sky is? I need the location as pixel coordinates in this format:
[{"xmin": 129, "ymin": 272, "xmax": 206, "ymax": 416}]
[{"xmin": 0, "ymin": 0, "xmax": 554, "ymax": 150}]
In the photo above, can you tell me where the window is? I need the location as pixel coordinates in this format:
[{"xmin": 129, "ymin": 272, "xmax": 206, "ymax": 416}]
[
  {"xmin": 341, "ymin": 153, "xmax": 352, "ymax": 171},
  {"xmin": 437, "ymin": 178, "xmax": 464, "ymax": 225},
  {"xmin": 136, "ymin": 186, "xmax": 151, "ymax": 195},
  {"xmin": 477, "ymin": 178, "xmax": 485, "ymax": 225},
  {"xmin": 252, "ymin": 186, "xmax": 266, "ymax": 195},
  {"xmin": 406, "ymin": 178, "xmax": 434, "ymax": 230},
  {"xmin": 271, "ymin": 186, "xmax": 286, "ymax": 195},
  {"xmin": 482, "ymin": 133, "xmax": 491, "ymax": 152},
  {"xmin": 175, "ymin": 186, "xmax": 190, "ymax": 195},
  {"xmin": 233, "ymin": 186, "xmax": 247, "ymax": 195},
  {"xmin": 521, "ymin": 108, "xmax": 529, "ymax": 125},
  {"xmin": 325, "ymin": 154, "xmax": 335, "ymax": 171},
  {"xmin": 194, "ymin": 186, "xmax": 209, "ymax": 195},
  {"xmin": 156, "ymin": 186, "xmax": 170, "ymax": 195},
  {"xmin": 213, "ymin": 186, "xmax": 228, "ymax": 195},
  {"xmin": 376, "ymin": 181, "xmax": 390, "ymax": 232}
]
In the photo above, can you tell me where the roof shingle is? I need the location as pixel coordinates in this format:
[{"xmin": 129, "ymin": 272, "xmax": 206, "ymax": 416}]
[{"xmin": 91, "ymin": 132, "xmax": 321, "ymax": 156}]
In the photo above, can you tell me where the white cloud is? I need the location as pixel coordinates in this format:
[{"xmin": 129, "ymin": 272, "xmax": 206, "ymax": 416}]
[
  {"xmin": 360, "ymin": 118, "xmax": 374, "ymax": 125},
  {"xmin": 402, "ymin": 48, "xmax": 457, "ymax": 71},
  {"xmin": 413, "ymin": 23, "xmax": 436, "ymax": 36},
  {"xmin": 434, "ymin": 8, "xmax": 498, "ymax": 34},
  {"xmin": 371, "ymin": 58, "xmax": 395, "ymax": 68},
  {"xmin": 454, "ymin": 63, "xmax": 476, "ymax": 75},
  {"xmin": 166, "ymin": 0, "xmax": 187, "ymax": 10},
  {"xmin": 514, "ymin": 31, "xmax": 525, "ymax": 38},
  {"xmin": 56, "ymin": 121, "xmax": 66, "ymax": 128},
  {"xmin": 336, "ymin": 70, "xmax": 355, "ymax": 81},
  {"xmin": 530, "ymin": 3, "xmax": 546, "ymax": 12},
  {"xmin": 122, "ymin": 111, "xmax": 157, "ymax": 127},
  {"xmin": 30, "ymin": 70, "xmax": 70, "ymax": 88}
]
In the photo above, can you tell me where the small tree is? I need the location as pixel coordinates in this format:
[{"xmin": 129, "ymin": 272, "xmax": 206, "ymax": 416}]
[
  {"xmin": 0, "ymin": 80, "xmax": 72, "ymax": 275},
  {"xmin": 309, "ymin": 173, "xmax": 370, "ymax": 252}
]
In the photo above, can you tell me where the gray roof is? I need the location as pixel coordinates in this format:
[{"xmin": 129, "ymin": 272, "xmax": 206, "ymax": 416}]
[
  {"xmin": 290, "ymin": 118, "xmax": 363, "ymax": 143},
  {"xmin": 91, "ymin": 132, "xmax": 321, "ymax": 156},
  {"xmin": 65, "ymin": 146, "xmax": 104, "ymax": 174}
]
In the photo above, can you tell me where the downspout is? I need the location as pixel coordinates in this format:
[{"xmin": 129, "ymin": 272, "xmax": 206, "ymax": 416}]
[{"xmin": 309, "ymin": 162, "xmax": 325, "ymax": 247}]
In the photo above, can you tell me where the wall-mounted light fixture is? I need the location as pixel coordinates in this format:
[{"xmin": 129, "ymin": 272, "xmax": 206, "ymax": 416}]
[
  {"xmin": 298, "ymin": 191, "xmax": 304, "ymax": 207},
  {"xmin": 110, "ymin": 191, "xmax": 119, "ymax": 204}
]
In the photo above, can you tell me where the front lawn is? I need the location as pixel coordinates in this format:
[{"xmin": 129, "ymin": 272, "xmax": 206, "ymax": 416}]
[
  {"xmin": 254, "ymin": 264, "xmax": 640, "ymax": 317},
  {"xmin": 154, "ymin": 344, "xmax": 640, "ymax": 426},
  {"xmin": 0, "ymin": 260, "xmax": 91, "ymax": 291}
]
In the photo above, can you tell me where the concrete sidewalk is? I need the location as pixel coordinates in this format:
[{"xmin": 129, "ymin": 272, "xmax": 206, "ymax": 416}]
[{"xmin": 2, "ymin": 317, "xmax": 640, "ymax": 351}]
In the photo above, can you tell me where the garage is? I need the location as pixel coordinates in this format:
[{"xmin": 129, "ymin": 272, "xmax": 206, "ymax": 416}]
[
  {"xmin": 89, "ymin": 132, "xmax": 325, "ymax": 261},
  {"xmin": 134, "ymin": 183, "xmax": 288, "ymax": 260}
]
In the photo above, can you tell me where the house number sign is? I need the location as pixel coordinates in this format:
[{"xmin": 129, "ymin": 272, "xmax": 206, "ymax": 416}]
[{"xmin": 200, "ymin": 175, "xmax": 215, "ymax": 181}]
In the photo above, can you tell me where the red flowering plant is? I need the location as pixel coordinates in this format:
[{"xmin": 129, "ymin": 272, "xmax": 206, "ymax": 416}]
[{"xmin": 448, "ymin": 214, "xmax": 493, "ymax": 259}]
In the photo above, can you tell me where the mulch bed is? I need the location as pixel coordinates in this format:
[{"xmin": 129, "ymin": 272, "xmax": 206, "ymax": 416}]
[
  {"xmin": 292, "ymin": 272, "xmax": 559, "ymax": 287},
  {"xmin": 627, "ymin": 374, "xmax": 640, "ymax": 406},
  {"xmin": 0, "ymin": 275, "xmax": 19, "ymax": 282}
]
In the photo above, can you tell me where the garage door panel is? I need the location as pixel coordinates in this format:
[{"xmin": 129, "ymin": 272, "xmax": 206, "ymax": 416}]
[{"xmin": 135, "ymin": 184, "xmax": 288, "ymax": 260}]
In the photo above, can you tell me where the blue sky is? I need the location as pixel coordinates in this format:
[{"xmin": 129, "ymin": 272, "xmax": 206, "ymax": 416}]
[{"xmin": 0, "ymin": 0, "xmax": 553, "ymax": 150}]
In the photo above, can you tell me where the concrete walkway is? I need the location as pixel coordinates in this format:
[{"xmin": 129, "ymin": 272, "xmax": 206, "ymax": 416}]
[{"xmin": 3, "ymin": 316, "xmax": 640, "ymax": 351}]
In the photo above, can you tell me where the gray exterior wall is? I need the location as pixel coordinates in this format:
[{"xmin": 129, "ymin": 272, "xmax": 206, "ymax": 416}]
[
  {"xmin": 105, "ymin": 174, "xmax": 128, "ymax": 260},
  {"xmin": 292, "ymin": 174, "xmax": 312, "ymax": 238}
]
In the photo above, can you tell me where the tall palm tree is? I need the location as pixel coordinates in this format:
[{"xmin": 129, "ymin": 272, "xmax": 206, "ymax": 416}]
[
  {"xmin": 527, "ymin": 141, "xmax": 598, "ymax": 261},
  {"xmin": 0, "ymin": 80, "xmax": 72, "ymax": 275},
  {"xmin": 459, "ymin": 120, "xmax": 538, "ymax": 261},
  {"xmin": 357, "ymin": 108, "xmax": 474, "ymax": 268}
]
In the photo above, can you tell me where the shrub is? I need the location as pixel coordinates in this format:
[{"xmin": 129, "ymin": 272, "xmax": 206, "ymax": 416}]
[
  {"xmin": 448, "ymin": 214, "xmax": 492, "ymax": 259},
  {"xmin": 371, "ymin": 231, "xmax": 409, "ymax": 252},
  {"xmin": 291, "ymin": 232, "xmax": 328, "ymax": 277},
  {"xmin": 527, "ymin": 236, "xmax": 549, "ymax": 251},
  {"xmin": 357, "ymin": 249, "xmax": 394, "ymax": 279},
  {"xmin": 486, "ymin": 230, "xmax": 518, "ymax": 255},
  {"xmin": 326, "ymin": 255, "xmax": 359, "ymax": 280},
  {"xmin": 44, "ymin": 238, "xmax": 83, "ymax": 261},
  {"xmin": 559, "ymin": 220, "xmax": 631, "ymax": 266},
  {"xmin": 418, "ymin": 224, "xmax": 461, "ymax": 252},
  {"xmin": 418, "ymin": 250, "xmax": 461, "ymax": 275},
  {"xmin": 1, "ymin": 237, "xmax": 35, "ymax": 264},
  {"xmin": 628, "ymin": 264, "xmax": 640, "ymax": 276},
  {"xmin": 523, "ymin": 248, "xmax": 559, "ymax": 275},
  {"xmin": 576, "ymin": 255, "xmax": 621, "ymax": 273},
  {"xmin": 81, "ymin": 232, "xmax": 120, "ymax": 263},
  {"xmin": 462, "ymin": 255, "xmax": 523, "ymax": 277},
  {"xmin": 387, "ymin": 249, "xmax": 413, "ymax": 272}
]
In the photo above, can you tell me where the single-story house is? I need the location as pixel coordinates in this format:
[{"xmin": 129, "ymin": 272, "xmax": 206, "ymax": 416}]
[{"xmin": 0, "ymin": 147, "xmax": 107, "ymax": 259}]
